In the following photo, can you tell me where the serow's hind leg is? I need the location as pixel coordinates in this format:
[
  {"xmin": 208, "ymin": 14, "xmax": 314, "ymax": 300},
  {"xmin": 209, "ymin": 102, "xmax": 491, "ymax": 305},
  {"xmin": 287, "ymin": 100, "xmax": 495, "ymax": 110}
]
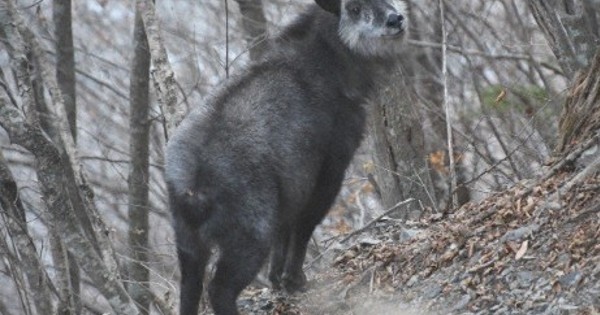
[
  {"xmin": 175, "ymin": 220, "xmax": 210, "ymax": 315},
  {"xmin": 268, "ymin": 225, "xmax": 291, "ymax": 290},
  {"xmin": 281, "ymin": 216, "xmax": 317, "ymax": 292},
  {"xmin": 283, "ymin": 170, "xmax": 345, "ymax": 293},
  {"xmin": 209, "ymin": 234, "xmax": 270, "ymax": 315}
]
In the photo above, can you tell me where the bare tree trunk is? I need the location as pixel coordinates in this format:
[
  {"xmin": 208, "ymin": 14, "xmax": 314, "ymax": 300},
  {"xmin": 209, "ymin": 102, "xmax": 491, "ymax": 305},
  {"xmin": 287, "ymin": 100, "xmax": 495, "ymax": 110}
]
[
  {"xmin": 127, "ymin": 3, "xmax": 152, "ymax": 314},
  {"xmin": 528, "ymin": 1, "xmax": 600, "ymax": 153},
  {"xmin": 556, "ymin": 50, "xmax": 600, "ymax": 154},
  {"xmin": 137, "ymin": 0, "xmax": 182, "ymax": 136},
  {"xmin": 235, "ymin": 0, "xmax": 268, "ymax": 61},
  {"xmin": 368, "ymin": 98, "xmax": 406, "ymax": 214},
  {"xmin": 54, "ymin": 0, "xmax": 77, "ymax": 141},
  {"xmin": 0, "ymin": 153, "xmax": 54, "ymax": 315},
  {"xmin": 49, "ymin": 232, "xmax": 81, "ymax": 315},
  {"xmin": 370, "ymin": 83, "xmax": 428, "ymax": 219},
  {"xmin": 52, "ymin": 2, "xmax": 81, "ymax": 313},
  {"xmin": 529, "ymin": 0, "xmax": 600, "ymax": 80},
  {"xmin": 0, "ymin": 96, "xmax": 139, "ymax": 314},
  {"xmin": 369, "ymin": 60, "xmax": 434, "ymax": 219},
  {"xmin": 368, "ymin": 0, "xmax": 473, "ymax": 217},
  {"xmin": 0, "ymin": 1, "xmax": 139, "ymax": 313}
]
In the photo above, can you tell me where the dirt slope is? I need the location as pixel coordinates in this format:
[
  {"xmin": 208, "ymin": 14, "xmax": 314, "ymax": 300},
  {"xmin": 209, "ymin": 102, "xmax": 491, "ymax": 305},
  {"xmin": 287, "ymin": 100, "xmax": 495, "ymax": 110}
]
[{"xmin": 230, "ymin": 137, "xmax": 600, "ymax": 315}]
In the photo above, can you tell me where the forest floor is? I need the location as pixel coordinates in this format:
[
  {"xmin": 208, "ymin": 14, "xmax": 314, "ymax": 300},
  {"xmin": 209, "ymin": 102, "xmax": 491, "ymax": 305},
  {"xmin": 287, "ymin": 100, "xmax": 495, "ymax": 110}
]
[{"xmin": 204, "ymin": 145, "xmax": 600, "ymax": 315}]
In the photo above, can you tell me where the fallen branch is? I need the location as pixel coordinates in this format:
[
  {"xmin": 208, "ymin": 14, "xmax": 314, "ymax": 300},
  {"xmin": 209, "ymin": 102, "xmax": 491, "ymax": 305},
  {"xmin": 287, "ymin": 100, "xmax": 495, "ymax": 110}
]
[
  {"xmin": 305, "ymin": 198, "xmax": 416, "ymax": 270},
  {"xmin": 339, "ymin": 198, "xmax": 416, "ymax": 244},
  {"xmin": 562, "ymin": 153, "xmax": 600, "ymax": 193}
]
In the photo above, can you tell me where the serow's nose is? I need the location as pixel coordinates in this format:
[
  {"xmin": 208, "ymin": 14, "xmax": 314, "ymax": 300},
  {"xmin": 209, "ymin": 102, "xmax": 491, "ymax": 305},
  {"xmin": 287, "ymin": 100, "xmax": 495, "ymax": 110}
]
[{"xmin": 386, "ymin": 13, "xmax": 404, "ymax": 28}]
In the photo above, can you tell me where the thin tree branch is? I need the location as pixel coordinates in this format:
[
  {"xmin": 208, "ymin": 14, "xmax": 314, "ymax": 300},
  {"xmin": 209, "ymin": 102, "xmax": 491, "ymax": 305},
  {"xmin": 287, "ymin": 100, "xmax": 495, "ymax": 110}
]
[{"xmin": 438, "ymin": 0, "xmax": 458, "ymax": 209}]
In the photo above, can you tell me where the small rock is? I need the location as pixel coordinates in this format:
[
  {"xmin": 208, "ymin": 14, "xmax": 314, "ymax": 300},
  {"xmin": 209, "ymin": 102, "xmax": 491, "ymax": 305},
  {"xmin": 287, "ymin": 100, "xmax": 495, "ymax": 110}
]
[
  {"xmin": 558, "ymin": 271, "xmax": 582, "ymax": 288},
  {"xmin": 398, "ymin": 228, "xmax": 421, "ymax": 242},
  {"xmin": 500, "ymin": 224, "xmax": 541, "ymax": 242},
  {"xmin": 423, "ymin": 284, "xmax": 442, "ymax": 299},
  {"xmin": 450, "ymin": 295, "xmax": 471, "ymax": 311},
  {"xmin": 406, "ymin": 275, "xmax": 419, "ymax": 287},
  {"xmin": 357, "ymin": 236, "xmax": 381, "ymax": 246},
  {"xmin": 516, "ymin": 271, "xmax": 534, "ymax": 288}
]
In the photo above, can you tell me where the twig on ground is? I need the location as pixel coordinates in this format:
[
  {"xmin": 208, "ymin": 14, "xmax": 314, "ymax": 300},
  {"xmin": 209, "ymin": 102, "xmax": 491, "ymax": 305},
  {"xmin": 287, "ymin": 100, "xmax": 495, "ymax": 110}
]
[
  {"xmin": 304, "ymin": 198, "xmax": 416, "ymax": 270},
  {"xmin": 339, "ymin": 198, "xmax": 416, "ymax": 244}
]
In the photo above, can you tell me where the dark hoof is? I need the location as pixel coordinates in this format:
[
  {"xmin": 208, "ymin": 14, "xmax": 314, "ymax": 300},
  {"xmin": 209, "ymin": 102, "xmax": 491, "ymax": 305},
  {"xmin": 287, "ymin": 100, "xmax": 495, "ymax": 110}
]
[
  {"xmin": 281, "ymin": 272, "xmax": 307, "ymax": 293},
  {"xmin": 269, "ymin": 272, "xmax": 283, "ymax": 291}
]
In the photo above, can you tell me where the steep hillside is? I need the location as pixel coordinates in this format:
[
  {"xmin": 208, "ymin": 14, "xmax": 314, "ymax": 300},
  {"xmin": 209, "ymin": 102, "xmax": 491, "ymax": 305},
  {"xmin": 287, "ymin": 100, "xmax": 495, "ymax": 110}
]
[{"xmin": 232, "ymin": 136, "xmax": 600, "ymax": 315}]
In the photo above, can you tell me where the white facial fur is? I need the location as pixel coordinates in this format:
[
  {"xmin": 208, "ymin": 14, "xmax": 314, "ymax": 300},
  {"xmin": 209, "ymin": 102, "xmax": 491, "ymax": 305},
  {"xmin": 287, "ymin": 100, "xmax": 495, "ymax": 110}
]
[{"xmin": 338, "ymin": 0, "xmax": 408, "ymax": 57}]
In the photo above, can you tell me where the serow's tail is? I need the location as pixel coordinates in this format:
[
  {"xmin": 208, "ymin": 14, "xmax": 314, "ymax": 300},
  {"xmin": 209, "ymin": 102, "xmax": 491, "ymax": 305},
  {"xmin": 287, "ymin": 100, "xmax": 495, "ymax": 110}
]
[{"xmin": 168, "ymin": 185, "xmax": 213, "ymax": 229}]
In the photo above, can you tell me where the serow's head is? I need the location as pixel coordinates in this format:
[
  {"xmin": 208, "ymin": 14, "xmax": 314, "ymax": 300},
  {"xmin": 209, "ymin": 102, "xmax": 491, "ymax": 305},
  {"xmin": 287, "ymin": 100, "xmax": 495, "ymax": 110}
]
[{"xmin": 316, "ymin": 0, "xmax": 408, "ymax": 57}]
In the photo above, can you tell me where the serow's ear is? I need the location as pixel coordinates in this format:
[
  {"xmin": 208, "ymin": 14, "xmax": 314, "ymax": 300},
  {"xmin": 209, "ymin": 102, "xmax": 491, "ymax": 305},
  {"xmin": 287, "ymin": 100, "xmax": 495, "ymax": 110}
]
[{"xmin": 315, "ymin": 0, "xmax": 341, "ymax": 16}]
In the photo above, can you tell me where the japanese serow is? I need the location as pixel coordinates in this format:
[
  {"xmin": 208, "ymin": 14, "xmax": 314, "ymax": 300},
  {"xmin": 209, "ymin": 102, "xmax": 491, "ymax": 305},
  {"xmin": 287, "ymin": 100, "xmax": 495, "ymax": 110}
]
[{"xmin": 165, "ymin": 0, "xmax": 408, "ymax": 314}]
